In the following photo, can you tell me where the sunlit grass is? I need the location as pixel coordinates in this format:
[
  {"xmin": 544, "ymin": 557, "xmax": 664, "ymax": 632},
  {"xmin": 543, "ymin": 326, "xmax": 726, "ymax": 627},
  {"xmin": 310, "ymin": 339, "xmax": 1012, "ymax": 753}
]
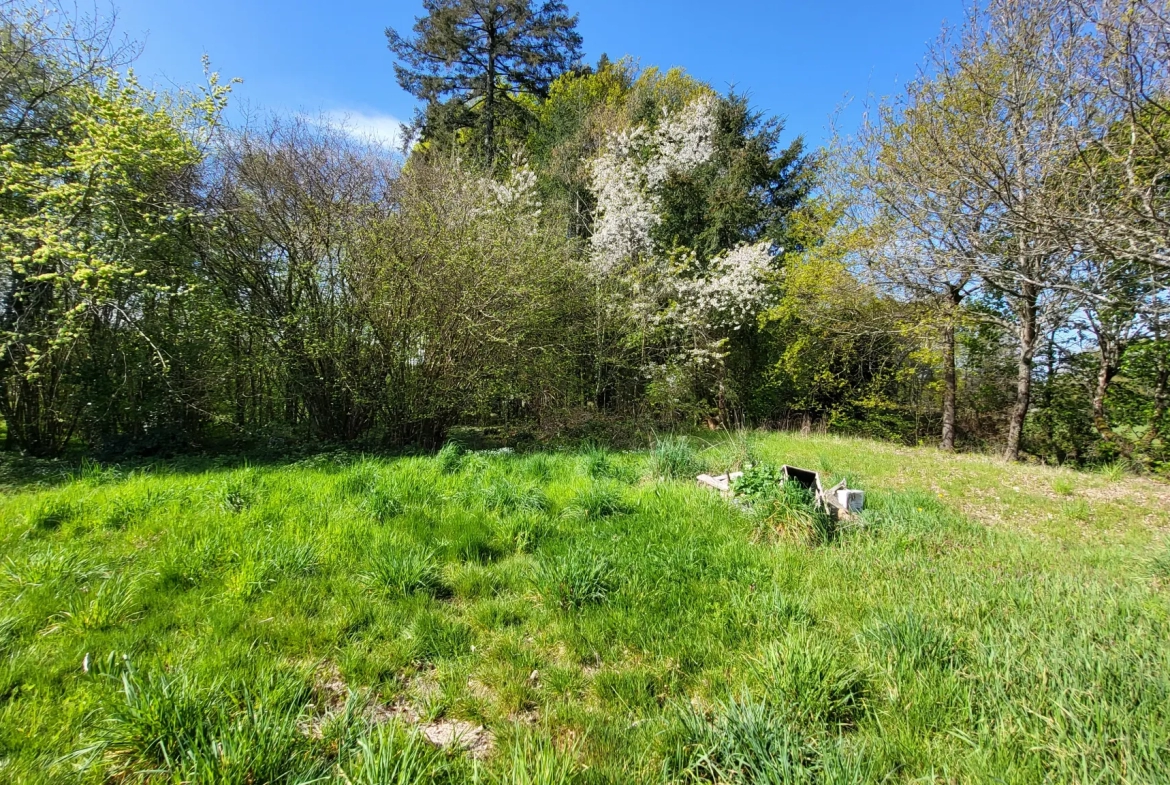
[{"xmin": 0, "ymin": 433, "xmax": 1167, "ymax": 783}]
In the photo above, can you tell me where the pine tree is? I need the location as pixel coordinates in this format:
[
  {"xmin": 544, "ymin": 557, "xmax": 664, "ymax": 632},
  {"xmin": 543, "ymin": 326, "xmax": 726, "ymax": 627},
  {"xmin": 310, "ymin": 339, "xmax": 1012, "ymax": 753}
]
[{"xmin": 387, "ymin": 0, "xmax": 582, "ymax": 164}]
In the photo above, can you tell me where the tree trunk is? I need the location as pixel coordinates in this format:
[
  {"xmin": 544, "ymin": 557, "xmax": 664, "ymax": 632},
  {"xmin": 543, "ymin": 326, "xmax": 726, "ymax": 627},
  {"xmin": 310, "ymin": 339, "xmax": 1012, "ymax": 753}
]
[
  {"xmin": 939, "ymin": 290, "xmax": 960, "ymax": 451},
  {"xmin": 1004, "ymin": 291, "xmax": 1038, "ymax": 461},
  {"xmin": 1090, "ymin": 337, "xmax": 1130, "ymax": 457},
  {"xmin": 940, "ymin": 321, "xmax": 956, "ymax": 451},
  {"xmin": 484, "ymin": 40, "xmax": 496, "ymax": 166}
]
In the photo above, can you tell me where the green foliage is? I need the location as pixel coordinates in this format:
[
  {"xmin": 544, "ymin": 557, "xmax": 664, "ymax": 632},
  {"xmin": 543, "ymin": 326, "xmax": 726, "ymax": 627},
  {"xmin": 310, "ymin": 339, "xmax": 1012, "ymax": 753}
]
[{"xmin": 729, "ymin": 462, "xmax": 784, "ymax": 501}]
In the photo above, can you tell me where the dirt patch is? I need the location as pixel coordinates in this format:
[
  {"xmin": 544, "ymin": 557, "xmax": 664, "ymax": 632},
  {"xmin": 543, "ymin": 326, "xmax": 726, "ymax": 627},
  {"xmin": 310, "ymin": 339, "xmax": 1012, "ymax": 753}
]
[
  {"xmin": 420, "ymin": 718, "xmax": 494, "ymax": 759},
  {"xmin": 307, "ymin": 663, "xmax": 495, "ymax": 759}
]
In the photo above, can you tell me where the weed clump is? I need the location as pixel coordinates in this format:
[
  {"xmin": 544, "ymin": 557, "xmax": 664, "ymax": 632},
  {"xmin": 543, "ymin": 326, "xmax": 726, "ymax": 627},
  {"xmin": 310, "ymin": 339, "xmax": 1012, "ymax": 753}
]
[{"xmin": 733, "ymin": 465, "xmax": 836, "ymax": 545}]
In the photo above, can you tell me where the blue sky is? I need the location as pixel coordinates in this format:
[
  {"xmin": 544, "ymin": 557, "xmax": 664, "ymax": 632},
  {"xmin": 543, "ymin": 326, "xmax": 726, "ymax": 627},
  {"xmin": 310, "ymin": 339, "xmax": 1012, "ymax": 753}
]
[{"xmin": 111, "ymin": 0, "xmax": 965, "ymax": 149}]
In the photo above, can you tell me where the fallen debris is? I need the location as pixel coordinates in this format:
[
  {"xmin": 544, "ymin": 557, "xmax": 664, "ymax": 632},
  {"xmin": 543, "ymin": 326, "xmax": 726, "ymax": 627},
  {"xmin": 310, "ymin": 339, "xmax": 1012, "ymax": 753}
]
[
  {"xmin": 698, "ymin": 464, "xmax": 865, "ymax": 519},
  {"xmin": 696, "ymin": 471, "xmax": 743, "ymax": 494}
]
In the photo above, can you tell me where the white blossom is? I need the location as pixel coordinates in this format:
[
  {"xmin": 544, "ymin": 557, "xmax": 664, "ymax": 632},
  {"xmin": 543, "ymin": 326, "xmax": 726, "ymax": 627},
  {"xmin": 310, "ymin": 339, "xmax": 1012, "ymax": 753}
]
[
  {"xmin": 588, "ymin": 135, "xmax": 659, "ymax": 275},
  {"xmin": 671, "ymin": 241, "xmax": 775, "ymax": 330},
  {"xmin": 588, "ymin": 96, "xmax": 718, "ymax": 276},
  {"xmin": 585, "ymin": 93, "xmax": 770, "ymax": 381},
  {"xmin": 481, "ymin": 152, "xmax": 540, "ymax": 213},
  {"xmin": 646, "ymin": 94, "xmax": 719, "ymax": 187}
]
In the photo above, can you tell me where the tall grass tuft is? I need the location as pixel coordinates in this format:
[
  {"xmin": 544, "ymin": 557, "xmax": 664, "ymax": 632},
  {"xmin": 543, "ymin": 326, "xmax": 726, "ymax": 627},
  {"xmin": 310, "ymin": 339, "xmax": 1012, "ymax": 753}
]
[
  {"xmin": 751, "ymin": 478, "xmax": 836, "ymax": 545},
  {"xmin": 1151, "ymin": 545, "xmax": 1170, "ymax": 580},
  {"xmin": 540, "ymin": 550, "xmax": 615, "ymax": 610},
  {"xmin": 563, "ymin": 483, "xmax": 629, "ymax": 520},
  {"xmin": 25, "ymin": 497, "xmax": 78, "ymax": 532},
  {"xmin": 408, "ymin": 610, "xmax": 474, "ymax": 661},
  {"xmin": 753, "ymin": 633, "xmax": 869, "ymax": 731},
  {"xmin": 365, "ymin": 545, "xmax": 446, "ymax": 597},
  {"xmin": 865, "ymin": 611, "xmax": 963, "ymax": 671},
  {"xmin": 482, "ymin": 478, "xmax": 550, "ymax": 513},
  {"xmin": 437, "ymin": 442, "xmax": 465, "ymax": 474},
  {"xmin": 364, "ymin": 484, "xmax": 405, "ymax": 521},
  {"xmin": 86, "ymin": 670, "xmax": 320, "ymax": 784},
  {"xmin": 649, "ymin": 435, "xmax": 703, "ymax": 479},
  {"xmin": 339, "ymin": 724, "xmax": 453, "ymax": 784},
  {"xmin": 665, "ymin": 698, "xmax": 816, "ymax": 784},
  {"xmin": 491, "ymin": 732, "xmax": 579, "ymax": 785},
  {"xmin": 63, "ymin": 573, "xmax": 141, "ymax": 630}
]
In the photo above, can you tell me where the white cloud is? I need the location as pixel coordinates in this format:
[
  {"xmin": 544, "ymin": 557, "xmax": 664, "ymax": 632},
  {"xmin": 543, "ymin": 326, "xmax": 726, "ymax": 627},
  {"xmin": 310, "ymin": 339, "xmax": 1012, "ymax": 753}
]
[{"xmin": 318, "ymin": 109, "xmax": 406, "ymax": 149}]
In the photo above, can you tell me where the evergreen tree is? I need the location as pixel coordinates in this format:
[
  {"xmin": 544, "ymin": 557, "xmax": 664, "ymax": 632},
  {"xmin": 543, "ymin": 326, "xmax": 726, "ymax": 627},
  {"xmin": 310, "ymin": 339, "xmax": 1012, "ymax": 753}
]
[{"xmin": 387, "ymin": 0, "xmax": 582, "ymax": 164}]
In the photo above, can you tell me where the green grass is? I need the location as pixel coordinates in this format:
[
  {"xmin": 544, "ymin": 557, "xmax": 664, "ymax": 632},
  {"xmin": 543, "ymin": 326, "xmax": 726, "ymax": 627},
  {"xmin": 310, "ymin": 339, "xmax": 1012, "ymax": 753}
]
[{"xmin": 0, "ymin": 433, "xmax": 1168, "ymax": 783}]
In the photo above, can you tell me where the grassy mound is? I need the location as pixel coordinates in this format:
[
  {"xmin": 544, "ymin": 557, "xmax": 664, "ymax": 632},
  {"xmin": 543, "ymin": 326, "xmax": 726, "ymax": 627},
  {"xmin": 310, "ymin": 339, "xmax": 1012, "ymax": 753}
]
[{"xmin": 0, "ymin": 433, "xmax": 1167, "ymax": 783}]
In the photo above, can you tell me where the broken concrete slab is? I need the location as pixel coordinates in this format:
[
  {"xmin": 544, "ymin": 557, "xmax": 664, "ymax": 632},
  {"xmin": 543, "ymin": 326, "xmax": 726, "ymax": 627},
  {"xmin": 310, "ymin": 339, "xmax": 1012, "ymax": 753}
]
[{"xmin": 696, "ymin": 472, "xmax": 743, "ymax": 494}]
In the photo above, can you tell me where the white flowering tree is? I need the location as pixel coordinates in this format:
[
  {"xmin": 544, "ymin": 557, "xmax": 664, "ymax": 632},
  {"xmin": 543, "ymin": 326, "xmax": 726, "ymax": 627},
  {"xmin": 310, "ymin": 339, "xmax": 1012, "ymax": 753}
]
[{"xmin": 586, "ymin": 92, "xmax": 777, "ymax": 422}]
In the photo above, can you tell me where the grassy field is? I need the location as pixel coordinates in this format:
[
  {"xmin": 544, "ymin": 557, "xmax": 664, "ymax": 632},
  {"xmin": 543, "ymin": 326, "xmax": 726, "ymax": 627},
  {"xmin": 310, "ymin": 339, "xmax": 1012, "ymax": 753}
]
[{"xmin": 0, "ymin": 432, "xmax": 1168, "ymax": 783}]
